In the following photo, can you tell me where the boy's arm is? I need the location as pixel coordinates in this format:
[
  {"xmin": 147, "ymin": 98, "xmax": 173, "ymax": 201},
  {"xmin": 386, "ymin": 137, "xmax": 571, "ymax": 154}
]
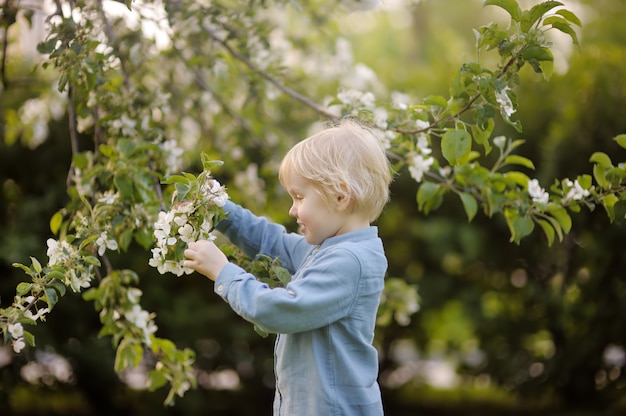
[
  {"xmin": 216, "ymin": 200, "xmax": 309, "ymax": 272},
  {"xmin": 214, "ymin": 247, "xmax": 378, "ymax": 334}
]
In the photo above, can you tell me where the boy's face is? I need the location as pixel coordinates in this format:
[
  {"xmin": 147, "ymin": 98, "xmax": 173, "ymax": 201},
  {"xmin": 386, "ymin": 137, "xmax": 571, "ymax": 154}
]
[{"xmin": 283, "ymin": 171, "xmax": 350, "ymax": 245}]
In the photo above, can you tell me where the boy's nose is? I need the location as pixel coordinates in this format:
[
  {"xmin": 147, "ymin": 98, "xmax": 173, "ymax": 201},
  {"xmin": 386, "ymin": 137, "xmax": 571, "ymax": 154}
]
[{"xmin": 288, "ymin": 204, "xmax": 297, "ymax": 218}]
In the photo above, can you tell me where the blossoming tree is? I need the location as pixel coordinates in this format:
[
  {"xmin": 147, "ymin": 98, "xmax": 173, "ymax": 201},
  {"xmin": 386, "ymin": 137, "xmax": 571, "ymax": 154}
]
[{"xmin": 1, "ymin": 0, "xmax": 625, "ymax": 407}]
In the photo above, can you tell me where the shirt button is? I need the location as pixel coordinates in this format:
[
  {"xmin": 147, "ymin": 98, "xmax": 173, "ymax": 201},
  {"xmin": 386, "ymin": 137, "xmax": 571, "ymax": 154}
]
[{"xmin": 217, "ymin": 284, "xmax": 224, "ymax": 292}]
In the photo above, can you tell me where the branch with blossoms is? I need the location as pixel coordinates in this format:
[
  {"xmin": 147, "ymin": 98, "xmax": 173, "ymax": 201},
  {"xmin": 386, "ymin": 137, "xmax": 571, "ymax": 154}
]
[
  {"xmin": 149, "ymin": 155, "xmax": 229, "ymax": 277},
  {"xmin": 326, "ymin": 1, "xmax": 626, "ymax": 245}
]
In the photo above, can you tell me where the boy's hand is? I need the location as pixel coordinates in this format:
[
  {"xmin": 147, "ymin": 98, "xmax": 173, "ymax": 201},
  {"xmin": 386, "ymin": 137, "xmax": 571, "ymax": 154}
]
[{"xmin": 184, "ymin": 240, "xmax": 229, "ymax": 281}]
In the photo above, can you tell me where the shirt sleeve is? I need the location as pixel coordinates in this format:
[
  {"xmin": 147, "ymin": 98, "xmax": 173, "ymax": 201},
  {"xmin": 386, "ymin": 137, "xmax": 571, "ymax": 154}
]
[
  {"xmin": 216, "ymin": 201, "xmax": 310, "ymax": 273},
  {"xmin": 214, "ymin": 247, "xmax": 362, "ymax": 334}
]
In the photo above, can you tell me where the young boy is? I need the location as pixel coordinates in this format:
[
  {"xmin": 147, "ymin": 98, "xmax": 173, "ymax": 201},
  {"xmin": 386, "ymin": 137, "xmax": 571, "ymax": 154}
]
[{"xmin": 184, "ymin": 119, "xmax": 392, "ymax": 415}]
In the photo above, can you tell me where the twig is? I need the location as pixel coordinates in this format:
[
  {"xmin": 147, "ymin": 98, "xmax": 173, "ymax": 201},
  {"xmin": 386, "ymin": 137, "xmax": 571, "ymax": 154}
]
[
  {"xmin": 205, "ymin": 27, "xmax": 340, "ymax": 122},
  {"xmin": 96, "ymin": 0, "xmax": 130, "ymax": 89}
]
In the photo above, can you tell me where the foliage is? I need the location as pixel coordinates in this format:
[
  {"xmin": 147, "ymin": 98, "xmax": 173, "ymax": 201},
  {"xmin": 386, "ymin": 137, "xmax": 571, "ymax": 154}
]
[{"xmin": 1, "ymin": 0, "xmax": 625, "ymax": 411}]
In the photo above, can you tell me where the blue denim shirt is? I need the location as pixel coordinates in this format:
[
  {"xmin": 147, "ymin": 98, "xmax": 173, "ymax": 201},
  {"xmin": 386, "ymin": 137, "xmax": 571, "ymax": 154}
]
[{"xmin": 215, "ymin": 201, "xmax": 386, "ymax": 415}]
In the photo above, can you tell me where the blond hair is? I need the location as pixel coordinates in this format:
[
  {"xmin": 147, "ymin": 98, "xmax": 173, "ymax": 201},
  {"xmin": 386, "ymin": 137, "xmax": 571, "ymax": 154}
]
[{"xmin": 278, "ymin": 119, "xmax": 392, "ymax": 222}]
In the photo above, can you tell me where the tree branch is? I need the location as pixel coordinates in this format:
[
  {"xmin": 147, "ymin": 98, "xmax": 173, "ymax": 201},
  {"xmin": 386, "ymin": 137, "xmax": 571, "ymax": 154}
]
[{"xmin": 205, "ymin": 27, "xmax": 340, "ymax": 122}]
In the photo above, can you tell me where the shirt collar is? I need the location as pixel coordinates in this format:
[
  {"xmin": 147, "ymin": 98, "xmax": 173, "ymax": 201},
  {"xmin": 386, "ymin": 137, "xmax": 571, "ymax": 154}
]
[{"xmin": 319, "ymin": 226, "xmax": 379, "ymax": 250}]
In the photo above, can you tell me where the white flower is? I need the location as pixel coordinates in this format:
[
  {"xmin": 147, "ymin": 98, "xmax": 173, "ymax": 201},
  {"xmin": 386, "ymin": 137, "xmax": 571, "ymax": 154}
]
[
  {"xmin": 67, "ymin": 268, "xmax": 92, "ymax": 292},
  {"xmin": 127, "ymin": 288, "xmax": 142, "ymax": 304},
  {"xmin": 336, "ymin": 89, "xmax": 375, "ymax": 109},
  {"xmin": 177, "ymin": 380, "xmax": 192, "ymax": 397},
  {"xmin": 495, "ymin": 86, "xmax": 515, "ymax": 118},
  {"xmin": 408, "ymin": 154, "xmax": 434, "ymax": 183},
  {"xmin": 124, "ymin": 305, "xmax": 158, "ymax": 346},
  {"xmin": 8, "ymin": 323, "xmax": 23, "ymax": 339},
  {"xmin": 111, "ymin": 114, "xmax": 136, "ymax": 136},
  {"xmin": 13, "ymin": 338, "xmax": 26, "ymax": 353},
  {"xmin": 178, "ymin": 223, "xmax": 194, "ymax": 243},
  {"xmin": 416, "ymin": 133, "xmax": 432, "ymax": 155},
  {"xmin": 173, "ymin": 214, "xmax": 188, "ymax": 227},
  {"xmin": 97, "ymin": 190, "xmax": 119, "ymax": 204},
  {"xmin": 415, "ymin": 119, "xmax": 430, "ymax": 131},
  {"xmin": 24, "ymin": 308, "xmax": 49, "ymax": 322},
  {"xmin": 391, "ymin": 91, "xmax": 411, "ymax": 110},
  {"xmin": 173, "ymin": 201, "xmax": 194, "ymax": 215},
  {"xmin": 200, "ymin": 220, "xmax": 213, "ymax": 234},
  {"xmin": 202, "ymin": 179, "xmax": 229, "ymax": 207},
  {"xmin": 563, "ymin": 179, "xmax": 590, "ymax": 202},
  {"xmin": 95, "ymin": 232, "xmax": 118, "ymax": 256},
  {"xmin": 439, "ymin": 166, "xmax": 452, "ymax": 177},
  {"xmin": 160, "ymin": 139, "xmax": 184, "ymax": 175},
  {"xmin": 47, "ymin": 238, "xmax": 74, "ymax": 266},
  {"xmin": 528, "ymin": 179, "xmax": 549, "ymax": 204},
  {"xmin": 493, "ymin": 135, "xmax": 507, "ymax": 148}
]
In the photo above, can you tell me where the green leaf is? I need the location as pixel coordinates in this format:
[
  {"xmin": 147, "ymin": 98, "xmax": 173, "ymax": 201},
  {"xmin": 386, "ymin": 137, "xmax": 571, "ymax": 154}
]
[
  {"xmin": 12, "ymin": 263, "xmax": 31, "ymax": 274},
  {"xmin": 504, "ymin": 155, "xmax": 535, "ymax": 170},
  {"xmin": 423, "ymin": 95, "xmax": 448, "ymax": 109},
  {"xmin": 271, "ymin": 266, "xmax": 292, "ymax": 287},
  {"xmin": 37, "ymin": 38, "xmax": 58, "ymax": 54},
  {"xmin": 613, "ymin": 134, "xmax": 626, "ymax": 149},
  {"xmin": 30, "ymin": 257, "xmax": 42, "ymax": 274},
  {"xmin": 83, "ymin": 255, "xmax": 102, "ymax": 267},
  {"xmin": 118, "ymin": 229, "xmax": 133, "ymax": 251},
  {"xmin": 484, "ymin": 0, "xmax": 522, "ymax": 22},
  {"xmin": 593, "ymin": 164, "xmax": 610, "ymax": 188},
  {"xmin": 537, "ymin": 219, "xmax": 556, "ymax": 246},
  {"xmin": 577, "ymin": 174, "xmax": 592, "ymax": 189},
  {"xmin": 82, "ymin": 288, "xmax": 99, "ymax": 302},
  {"xmin": 520, "ymin": 1, "xmax": 563, "ymax": 32},
  {"xmin": 504, "ymin": 209, "xmax": 535, "ymax": 244},
  {"xmin": 441, "ymin": 129, "xmax": 472, "ymax": 166},
  {"xmin": 601, "ymin": 194, "xmax": 619, "ymax": 222},
  {"xmin": 44, "ymin": 287, "xmax": 59, "ymax": 309},
  {"xmin": 505, "ymin": 171, "xmax": 531, "ymax": 187},
  {"xmin": 22, "ymin": 330, "xmax": 36, "ymax": 347},
  {"xmin": 72, "ymin": 152, "xmax": 89, "ymax": 169},
  {"xmin": 148, "ymin": 369, "xmax": 169, "ymax": 391},
  {"xmin": 589, "ymin": 152, "xmax": 613, "ymax": 168},
  {"xmin": 117, "ymin": 139, "xmax": 134, "ymax": 157},
  {"xmin": 161, "ymin": 175, "xmax": 191, "ymax": 185},
  {"xmin": 50, "ymin": 211, "xmax": 63, "ymax": 235},
  {"xmin": 546, "ymin": 204, "xmax": 572, "ymax": 234},
  {"xmin": 151, "ymin": 337, "xmax": 177, "ymax": 356},
  {"xmin": 115, "ymin": 340, "xmax": 144, "ymax": 372},
  {"xmin": 114, "ymin": 173, "xmax": 134, "ymax": 200},
  {"xmin": 16, "ymin": 282, "xmax": 33, "ymax": 296},
  {"xmin": 99, "ymin": 144, "xmax": 116, "ymax": 158},
  {"xmin": 459, "ymin": 192, "xmax": 478, "ymax": 222},
  {"xmin": 471, "ymin": 119, "xmax": 494, "ymax": 154},
  {"xmin": 521, "ymin": 45, "xmax": 554, "ymax": 62},
  {"xmin": 556, "ymin": 9, "xmax": 582, "ymax": 27},
  {"xmin": 49, "ymin": 280, "xmax": 67, "ymax": 297},
  {"xmin": 614, "ymin": 201, "xmax": 626, "ymax": 224},
  {"xmin": 539, "ymin": 59, "xmax": 554, "ymax": 80},
  {"xmin": 606, "ymin": 167, "xmax": 626, "ymax": 187},
  {"xmin": 543, "ymin": 16, "xmax": 580, "ymax": 47},
  {"xmin": 200, "ymin": 154, "xmax": 224, "ymax": 171},
  {"xmin": 417, "ymin": 182, "xmax": 444, "ymax": 214},
  {"xmin": 545, "ymin": 215, "xmax": 564, "ymax": 243},
  {"xmin": 254, "ymin": 325, "xmax": 270, "ymax": 338},
  {"xmin": 134, "ymin": 229, "xmax": 154, "ymax": 249},
  {"xmin": 79, "ymin": 234, "xmax": 99, "ymax": 250}
]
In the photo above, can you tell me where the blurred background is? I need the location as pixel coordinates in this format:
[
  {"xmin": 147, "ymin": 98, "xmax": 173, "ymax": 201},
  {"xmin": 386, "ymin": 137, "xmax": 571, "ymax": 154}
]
[{"xmin": 1, "ymin": 0, "xmax": 626, "ymax": 414}]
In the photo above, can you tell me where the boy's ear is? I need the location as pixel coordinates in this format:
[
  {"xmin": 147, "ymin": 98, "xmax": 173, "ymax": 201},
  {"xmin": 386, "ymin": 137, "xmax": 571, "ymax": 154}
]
[{"xmin": 336, "ymin": 183, "xmax": 351, "ymax": 211}]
